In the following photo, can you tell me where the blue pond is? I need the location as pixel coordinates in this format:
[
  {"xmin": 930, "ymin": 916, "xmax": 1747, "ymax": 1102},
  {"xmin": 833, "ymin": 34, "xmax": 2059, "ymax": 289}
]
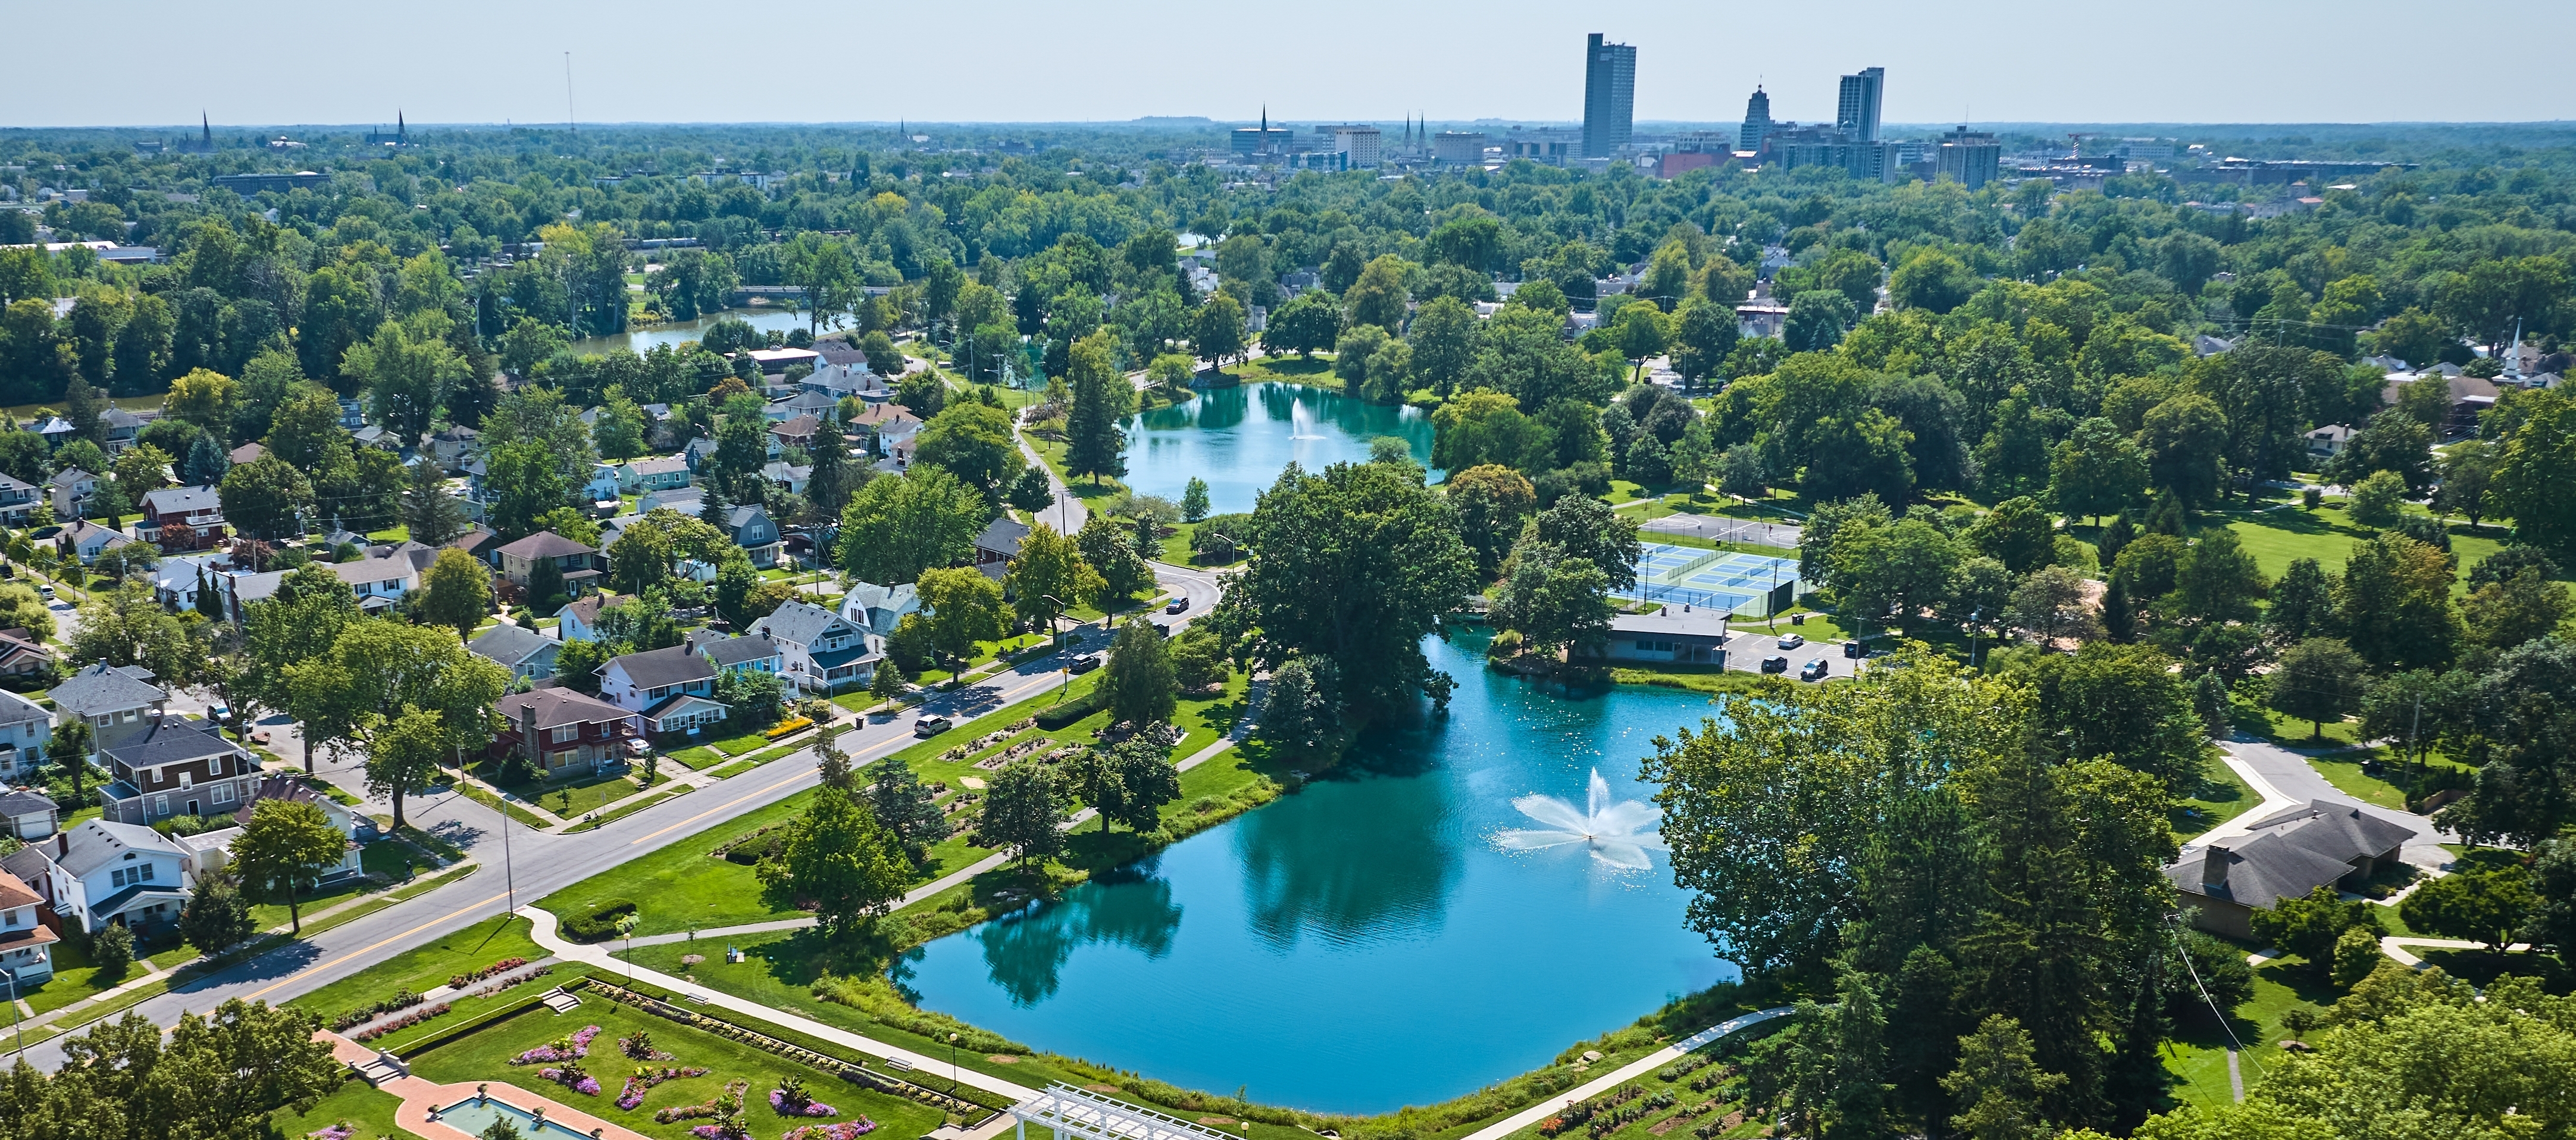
[
  {"xmin": 893, "ymin": 635, "xmax": 1734, "ymax": 1114},
  {"xmin": 1118, "ymin": 383, "xmax": 1440, "ymax": 516}
]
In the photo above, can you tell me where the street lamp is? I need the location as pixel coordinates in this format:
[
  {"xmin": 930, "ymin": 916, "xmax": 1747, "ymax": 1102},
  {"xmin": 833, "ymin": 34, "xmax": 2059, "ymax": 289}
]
[
  {"xmin": 617, "ymin": 914, "xmax": 639, "ymax": 986},
  {"xmin": 946, "ymin": 1032, "xmax": 960, "ymax": 1116}
]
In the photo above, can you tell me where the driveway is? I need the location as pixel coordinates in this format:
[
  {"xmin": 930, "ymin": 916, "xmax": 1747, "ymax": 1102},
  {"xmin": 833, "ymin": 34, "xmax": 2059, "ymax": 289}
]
[{"xmin": 2199, "ymin": 738, "xmax": 2458, "ymax": 872}]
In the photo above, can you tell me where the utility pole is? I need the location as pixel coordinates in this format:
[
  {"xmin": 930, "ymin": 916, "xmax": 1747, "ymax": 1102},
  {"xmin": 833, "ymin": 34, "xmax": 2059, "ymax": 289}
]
[{"xmin": 564, "ymin": 52, "xmax": 576, "ymax": 135}]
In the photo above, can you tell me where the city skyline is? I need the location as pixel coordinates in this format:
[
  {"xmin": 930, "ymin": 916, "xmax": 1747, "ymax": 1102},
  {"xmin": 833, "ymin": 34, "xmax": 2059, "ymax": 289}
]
[{"xmin": 3, "ymin": 0, "xmax": 2571, "ymax": 128}]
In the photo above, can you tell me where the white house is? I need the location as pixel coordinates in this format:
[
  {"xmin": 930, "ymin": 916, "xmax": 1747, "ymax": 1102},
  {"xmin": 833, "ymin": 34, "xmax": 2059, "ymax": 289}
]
[
  {"xmin": 0, "ymin": 872, "xmax": 58, "ymax": 985},
  {"xmin": 555, "ymin": 592, "xmax": 628, "ymax": 644},
  {"xmin": 3, "ymin": 819, "xmax": 192, "ymax": 933},
  {"xmin": 838, "ymin": 582, "xmax": 921, "ymax": 636},
  {"xmin": 749, "ymin": 599, "xmax": 879, "ymax": 695},
  {"xmin": 599, "ymin": 645, "xmax": 727, "ymax": 735},
  {"xmin": 583, "ymin": 463, "xmax": 622, "ymax": 505},
  {"xmin": 0, "ymin": 689, "xmax": 49, "ymax": 785}
]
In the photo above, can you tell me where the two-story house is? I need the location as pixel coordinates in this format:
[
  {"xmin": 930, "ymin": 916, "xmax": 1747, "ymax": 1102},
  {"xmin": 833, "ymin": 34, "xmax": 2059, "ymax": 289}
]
[
  {"xmin": 599, "ymin": 645, "xmax": 727, "ymax": 736},
  {"xmin": 974, "ymin": 517, "xmax": 1031, "ymax": 578},
  {"xmin": 0, "ymin": 871, "xmax": 58, "ymax": 984},
  {"xmin": 847, "ymin": 404, "xmax": 922, "ymax": 457},
  {"xmin": 725, "ymin": 505, "xmax": 782, "ymax": 569},
  {"xmin": 768, "ymin": 414, "xmax": 823, "ymax": 452},
  {"xmin": 582, "ymin": 463, "xmax": 622, "ymax": 507},
  {"xmin": 97, "ymin": 714, "xmax": 258, "ymax": 825},
  {"xmin": 495, "ymin": 531, "xmax": 604, "ymax": 595},
  {"xmin": 838, "ymin": 581, "xmax": 921, "ymax": 636},
  {"xmin": 469, "ymin": 623, "xmax": 562, "ymax": 682},
  {"xmin": 553, "ymin": 592, "xmax": 628, "ymax": 644},
  {"xmin": 31, "ymin": 417, "xmax": 79, "ymax": 451},
  {"xmin": 0, "ymin": 473, "xmax": 40, "ymax": 526},
  {"xmin": 427, "ymin": 424, "xmax": 479, "ymax": 467},
  {"xmin": 489, "ymin": 688, "xmax": 643, "ymax": 776},
  {"xmin": 0, "ymin": 689, "xmax": 50, "ymax": 785},
  {"xmin": 749, "ymin": 599, "xmax": 879, "ymax": 695},
  {"xmin": 325, "ymin": 546, "xmax": 433, "ymax": 613},
  {"xmin": 98, "ymin": 408, "xmax": 148, "ymax": 452},
  {"xmin": 44, "ymin": 469, "xmax": 96, "ymax": 518},
  {"xmin": 694, "ymin": 632, "xmax": 785, "ymax": 680},
  {"xmin": 51, "ymin": 663, "xmax": 170, "ymax": 752},
  {"xmin": 2, "ymin": 819, "xmax": 192, "ymax": 933},
  {"xmin": 767, "ymin": 389, "xmax": 840, "ymax": 424},
  {"xmin": 615, "ymin": 455, "xmax": 692, "ymax": 494},
  {"xmin": 137, "ymin": 485, "xmax": 227, "ymax": 551}
]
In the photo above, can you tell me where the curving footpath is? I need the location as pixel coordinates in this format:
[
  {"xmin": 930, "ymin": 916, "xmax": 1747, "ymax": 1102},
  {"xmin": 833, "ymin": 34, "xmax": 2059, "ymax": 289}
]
[
  {"xmin": 522, "ymin": 907, "xmax": 1041, "ymax": 1104},
  {"xmin": 1456, "ymin": 1006, "xmax": 1796, "ymax": 1140}
]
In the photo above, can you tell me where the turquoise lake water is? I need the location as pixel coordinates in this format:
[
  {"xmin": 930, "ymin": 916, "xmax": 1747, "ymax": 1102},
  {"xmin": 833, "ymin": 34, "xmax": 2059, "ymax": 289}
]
[
  {"xmin": 894, "ymin": 634, "xmax": 1733, "ymax": 1114},
  {"xmin": 1119, "ymin": 383, "xmax": 1441, "ymax": 516}
]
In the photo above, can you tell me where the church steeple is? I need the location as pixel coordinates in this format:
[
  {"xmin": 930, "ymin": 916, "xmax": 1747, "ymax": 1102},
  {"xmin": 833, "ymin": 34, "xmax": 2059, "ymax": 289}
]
[{"xmin": 201, "ymin": 111, "xmax": 210, "ymax": 146}]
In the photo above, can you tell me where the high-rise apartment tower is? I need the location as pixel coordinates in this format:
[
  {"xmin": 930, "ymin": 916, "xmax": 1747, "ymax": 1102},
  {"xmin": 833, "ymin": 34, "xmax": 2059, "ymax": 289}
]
[
  {"xmin": 1582, "ymin": 33, "xmax": 1636, "ymax": 158},
  {"xmin": 1836, "ymin": 67, "xmax": 1885, "ymax": 143},
  {"xmin": 1739, "ymin": 86, "xmax": 1773, "ymax": 153}
]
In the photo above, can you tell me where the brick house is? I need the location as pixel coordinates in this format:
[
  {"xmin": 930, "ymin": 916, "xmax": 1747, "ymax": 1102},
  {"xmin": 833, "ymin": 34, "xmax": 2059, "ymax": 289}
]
[
  {"xmin": 137, "ymin": 485, "xmax": 229, "ymax": 551},
  {"xmin": 489, "ymin": 688, "xmax": 644, "ymax": 777}
]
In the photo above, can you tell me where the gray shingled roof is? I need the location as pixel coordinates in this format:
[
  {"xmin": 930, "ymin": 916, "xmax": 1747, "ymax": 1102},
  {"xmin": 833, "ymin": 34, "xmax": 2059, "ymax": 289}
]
[
  {"xmin": 496, "ymin": 687, "xmax": 634, "ymax": 730},
  {"xmin": 100, "ymin": 716, "xmax": 246, "ymax": 771},
  {"xmin": 2168, "ymin": 799, "xmax": 2416, "ymax": 912},
  {"xmin": 608, "ymin": 645, "xmax": 713, "ymax": 689},
  {"xmin": 975, "ymin": 517, "xmax": 1030, "ymax": 559},
  {"xmin": 55, "ymin": 819, "xmax": 187, "ymax": 879},
  {"xmin": 495, "ymin": 530, "xmax": 597, "ymax": 561},
  {"xmin": 469, "ymin": 623, "xmax": 560, "ymax": 668},
  {"xmin": 51, "ymin": 663, "xmax": 167, "ymax": 717},
  {"xmin": 699, "ymin": 635, "xmax": 782, "ymax": 668},
  {"xmin": 753, "ymin": 600, "xmax": 843, "ymax": 646}
]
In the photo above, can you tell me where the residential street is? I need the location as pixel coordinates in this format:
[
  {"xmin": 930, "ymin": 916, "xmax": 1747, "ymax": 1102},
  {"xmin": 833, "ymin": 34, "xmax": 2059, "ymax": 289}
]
[{"xmin": 15, "ymin": 652, "xmax": 1090, "ymax": 1070}]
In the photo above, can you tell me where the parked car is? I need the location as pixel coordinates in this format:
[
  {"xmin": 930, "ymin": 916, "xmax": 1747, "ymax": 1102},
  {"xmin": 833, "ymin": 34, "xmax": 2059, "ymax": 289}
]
[
  {"xmin": 912, "ymin": 714, "xmax": 953, "ymax": 738},
  {"xmin": 1800, "ymin": 658, "xmax": 1830, "ymax": 681},
  {"xmin": 1760, "ymin": 655, "xmax": 1790, "ymax": 674},
  {"xmin": 1777, "ymin": 633, "xmax": 1805, "ymax": 650},
  {"xmin": 1165, "ymin": 596, "xmax": 1189, "ymax": 614},
  {"xmin": 1067, "ymin": 652, "xmax": 1102, "ymax": 674},
  {"xmin": 624, "ymin": 738, "xmax": 652, "ymax": 758},
  {"xmin": 206, "ymin": 702, "xmax": 231, "ymax": 724},
  {"xmin": 37, "ymin": 585, "xmax": 52, "ymax": 601}
]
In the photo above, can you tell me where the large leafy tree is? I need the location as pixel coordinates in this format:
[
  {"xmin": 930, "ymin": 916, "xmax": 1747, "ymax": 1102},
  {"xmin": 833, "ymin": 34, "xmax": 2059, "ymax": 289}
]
[
  {"xmin": 1233, "ymin": 460, "xmax": 1475, "ymax": 719},
  {"xmin": 757, "ymin": 788, "xmax": 911, "ymax": 936},
  {"xmin": 286, "ymin": 620, "xmax": 509, "ymax": 799},
  {"xmin": 1100, "ymin": 617, "xmax": 1177, "ymax": 728},
  {"xmin": 979, "ymin": 761, "xmax": 1066, "ymax": 870},
  {"xmin": 915, "ymin": 567, "xmax": 1008, "ymax": 677},
  {"xmin": 231, "ymin": 799, "xmax": 349, "ymax": 934},
  {"xmin": 1004, "ymin": 522, "xmax": 1103, "ymax": 638},
  {"xmin": 415, "ymin": 547, "xmax": 496, "ymax": 640},
  {"xmin": 912, "ymin": 401, "xmax": 1023, "ymax": 502},
  {"xmin": 836, "ymin": 466, "xmax": 986, "ymax": 586}
]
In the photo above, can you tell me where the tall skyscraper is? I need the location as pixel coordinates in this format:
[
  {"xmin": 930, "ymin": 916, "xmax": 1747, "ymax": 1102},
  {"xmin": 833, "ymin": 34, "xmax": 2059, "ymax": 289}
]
[
  {"xmin": 1836, "ymin": 67, "xmax": 1885, "ymax": 143},
  {"xmin": 1582, "ymin": 33, "xmax": 1636, "ymax": 159},
  {"xmin": 1739, "ymin": 86, "xmax": 1773, "ymax": 153}
]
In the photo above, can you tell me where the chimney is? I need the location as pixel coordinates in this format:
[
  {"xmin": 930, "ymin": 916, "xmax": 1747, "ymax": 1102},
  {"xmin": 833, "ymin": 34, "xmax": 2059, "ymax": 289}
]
[{"xmin": 2199, "ymin": 845, "xmax": 2230, "ymax": 886}]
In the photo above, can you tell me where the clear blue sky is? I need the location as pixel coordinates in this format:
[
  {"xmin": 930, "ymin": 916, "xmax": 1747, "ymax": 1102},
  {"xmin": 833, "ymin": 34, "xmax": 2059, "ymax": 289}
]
[{"xmin": 7, "ymin": 0, "xmax": 2571, "ymax": 128}]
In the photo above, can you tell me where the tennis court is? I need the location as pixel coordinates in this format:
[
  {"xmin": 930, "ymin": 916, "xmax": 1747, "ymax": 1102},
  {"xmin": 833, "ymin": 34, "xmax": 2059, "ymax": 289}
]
[{"xmin": 1620, "ymin": 544, "xmax": 1807, "ymax": 617}]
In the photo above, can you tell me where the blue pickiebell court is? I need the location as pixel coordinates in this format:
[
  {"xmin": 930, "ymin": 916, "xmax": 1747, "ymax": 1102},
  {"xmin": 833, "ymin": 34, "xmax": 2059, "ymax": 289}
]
[{"xmin": 1622, "ymin": 544, "xmax": 1808, "ymax": 617}]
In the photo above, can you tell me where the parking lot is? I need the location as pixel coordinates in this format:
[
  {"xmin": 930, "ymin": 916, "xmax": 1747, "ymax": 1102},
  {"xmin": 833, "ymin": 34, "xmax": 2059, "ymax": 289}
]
[{"xmin": 1721, "ymin": 629, "xmax": 1867, "ymax": 683}]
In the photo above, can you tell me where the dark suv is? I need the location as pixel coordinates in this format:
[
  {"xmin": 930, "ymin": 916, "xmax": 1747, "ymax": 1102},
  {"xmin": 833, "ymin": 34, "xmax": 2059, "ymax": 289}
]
[{"xmin": 1760, "ymin": 655, "xmax": 1790, "ymax": 674}]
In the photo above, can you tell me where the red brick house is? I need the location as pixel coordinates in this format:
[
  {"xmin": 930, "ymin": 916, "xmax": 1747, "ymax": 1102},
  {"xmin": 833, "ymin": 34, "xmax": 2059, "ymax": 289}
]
[
  {"xmin": 488, "ymin": 688, "xmax": 644, "ymax": 776},
  {"xmin": 138, "ymin": 485, "xmax": 228, "ymax": 552}
]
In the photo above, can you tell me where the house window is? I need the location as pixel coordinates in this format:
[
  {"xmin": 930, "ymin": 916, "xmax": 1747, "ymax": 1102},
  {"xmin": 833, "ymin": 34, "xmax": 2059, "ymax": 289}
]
[
  {"xmin": 211, "ymin": 783, "xmax": 233, "ymax": 804},
  {"xmin": 549, "ymin": 725, "xmax": 578, "ymax": 744},
  {"xmin": 209, "ymin": 756, "xmax": 223, "ymax": 776},
  {"xmin": 152, "ymin": 795, "xmax": 168, "ymax": 816}
]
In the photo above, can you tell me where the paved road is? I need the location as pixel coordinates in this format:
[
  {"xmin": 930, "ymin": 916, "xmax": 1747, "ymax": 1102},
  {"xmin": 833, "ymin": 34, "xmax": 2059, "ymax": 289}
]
[
  {"xmin": 17, "ymin": 654, "xmax": 1090, "ymax": 1069},
  {"xmin": 2198, "ymin": 737, "xmax": 2458, "ymax": 871}
]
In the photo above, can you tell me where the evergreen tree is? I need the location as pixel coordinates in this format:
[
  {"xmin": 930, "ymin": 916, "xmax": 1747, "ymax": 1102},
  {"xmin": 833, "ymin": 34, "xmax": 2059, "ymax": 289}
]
[
  {"xmin": 179, "ymin": 874, "xmax": 256, "ymax": 958},
  {"xmin": 1063, "ymin": 333, "xmax": 1127, "ymax": 485},
  {"xmin": 2142, "ymin": 492, "xmax": 2185, "ymax": 536},
  {"xmin": 180, "ymin": 432, "xmax": 230, "ymax": 486},
  {"xmin": 2096, "ymin": 512, "xmax": 2137, "ymax": 567},
  {"xmin": 399, "ymin": 460, "xmax": 469, "ymax": 546},
  {"xmin": 2191, "ymin": 670, "xmax": 2233, "ymax": 738},
  {"xmin": 2099, "ymin": 574, "xmax": 2134, "ymax": 644},
  {"xmin": 862, "ymin": 753, "xmax": 947, "ymax": 861}
]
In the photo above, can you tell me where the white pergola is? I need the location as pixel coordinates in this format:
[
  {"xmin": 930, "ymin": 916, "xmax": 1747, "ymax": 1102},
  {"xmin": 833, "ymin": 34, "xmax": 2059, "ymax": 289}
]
[{"xmin": 1009, "ymin": 1083, "xmax": 1240, "ymax": 1140}]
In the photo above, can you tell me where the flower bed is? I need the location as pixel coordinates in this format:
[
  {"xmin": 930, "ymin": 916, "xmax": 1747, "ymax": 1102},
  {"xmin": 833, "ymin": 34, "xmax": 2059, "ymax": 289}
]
[
  {"xmin": 306, "ymin": 1125, "xmax": 356, "ymax": 1140},
  {"xmin": 332, "ymin": 989, "xmax": 425, "ymax": 1032},
  {"xmin": 621, "ymin": 1030, "xmax": 676, "ymax": 1060},
  {"xmin": 618, "ymin": 1065, "xmax": 711, "ymax": 1110},
  {"xmin": 765, "ymin": 717, "xmax": 815, "ymax": 740},
  {"xmin": 449, "ymin": 956, "xmax": 530, "ymax": 989},
  {"xmin": 351, "ymin": 1002, "xmax": 450, "ymax": 1042},
  {"xmin": 539, "ymin": 1064, "xmax": 603, "ymax": 1096},
  {"xmin": 771, "ymin": 1077, "xmax": 837, "ymax": 1117},
  {"xmin": 783, "ymin": 1123, "xmax": 879, "ymax": 1140},
  {"xmin": 511, "ymin": 1024, "xmax": 602, "ymax": 1065}
]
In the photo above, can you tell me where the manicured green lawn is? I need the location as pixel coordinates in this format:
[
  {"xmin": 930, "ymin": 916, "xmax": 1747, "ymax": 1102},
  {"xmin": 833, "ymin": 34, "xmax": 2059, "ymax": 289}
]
[
  {"xmin": 2171, "ymin": 762, "xmax": 2259, "ymax": 841},
  {"xmin": 288, "ymin": 916, "xmax": 544, "ymax": 1024},
  {"xmin": 403, "ymin": 999, "xmax": 950, "ymax": 1140},
  {"xmin": 2221, "ymin": 504, "xmax": 2515, "ymax": 599},
  {"xmin": 549, "ymin": 667, "xmax": 1251, "ymax": 941},
  {"xmin": 2164, "ymin": 953, "xmax": 2339, "ymax": 1110},
  {"xmin": 273, "ymin": 1077, "xmax": 425, "ymax": 1140},
  {"xmin": 251, "ymin": 876, "xmax": 378, "ymax": 933},
  {"xmin": 18, "ymin": 937, "xmax": 145, "ymax": 1016}
]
